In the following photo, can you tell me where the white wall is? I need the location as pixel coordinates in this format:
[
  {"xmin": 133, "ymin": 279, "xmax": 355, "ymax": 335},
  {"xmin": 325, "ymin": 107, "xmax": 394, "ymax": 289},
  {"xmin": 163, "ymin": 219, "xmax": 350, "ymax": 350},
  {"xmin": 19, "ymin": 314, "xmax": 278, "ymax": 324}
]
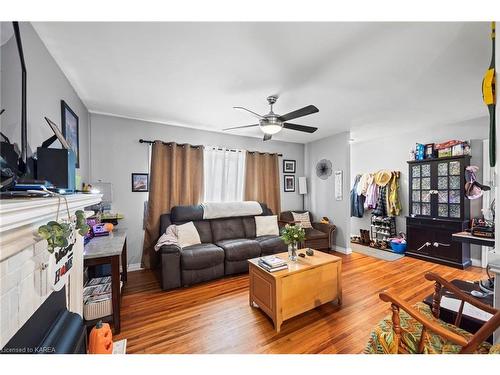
[
  {"xmin": 90, "ymin": 113, "xmax": 305, "ymax": 266},
  {"xmin": 350, "ymin": 116, "xmax": 490, "ymax": 262},
  {"xmin": 0, "ymin": 22, "xmax": 90, "ymax": 182},
  {"xmin": 304, "ymin": 131, "xmax": 351, "ymax": 251}
]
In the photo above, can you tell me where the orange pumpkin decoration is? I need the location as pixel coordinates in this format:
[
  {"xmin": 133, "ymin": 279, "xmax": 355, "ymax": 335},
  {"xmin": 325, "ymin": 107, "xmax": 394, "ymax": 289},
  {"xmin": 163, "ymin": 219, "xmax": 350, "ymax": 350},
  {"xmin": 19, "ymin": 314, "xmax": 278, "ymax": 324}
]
[
  {"xmin": 104, "ymin": 223, "xmax": 114, "ymax": 232},
  {"xmin": 88, "ymin": 320, "xmax": 113, "ymax": 354}
]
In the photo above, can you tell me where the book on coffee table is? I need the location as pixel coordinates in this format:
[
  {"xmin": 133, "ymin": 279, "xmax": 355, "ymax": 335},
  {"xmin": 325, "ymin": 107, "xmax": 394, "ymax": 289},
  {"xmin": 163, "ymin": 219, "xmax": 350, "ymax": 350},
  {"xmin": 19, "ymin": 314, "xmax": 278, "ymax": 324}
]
[
  {"xmin": 258, "ymin": 260, "xmax": 288, "ymax": 272},
  {"xmin": 260, "ymin": 255, "xmax": 287, "ymax": 268}
]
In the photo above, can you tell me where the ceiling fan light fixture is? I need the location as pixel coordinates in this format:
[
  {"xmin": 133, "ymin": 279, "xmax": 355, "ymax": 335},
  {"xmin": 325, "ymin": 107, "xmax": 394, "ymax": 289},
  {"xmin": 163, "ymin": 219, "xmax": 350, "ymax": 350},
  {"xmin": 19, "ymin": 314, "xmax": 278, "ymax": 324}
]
[{"xmin": 260, "ymin": 120, "xmax": 283, "ymax": 135}]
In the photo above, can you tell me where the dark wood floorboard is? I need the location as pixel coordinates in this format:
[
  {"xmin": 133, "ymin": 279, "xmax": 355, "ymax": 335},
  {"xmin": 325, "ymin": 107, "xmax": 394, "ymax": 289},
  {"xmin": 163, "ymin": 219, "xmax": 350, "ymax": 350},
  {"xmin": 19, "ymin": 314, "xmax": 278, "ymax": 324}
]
[{"xmin": 114, "ymin": 251, "xmax": 485, "ymax": 354}]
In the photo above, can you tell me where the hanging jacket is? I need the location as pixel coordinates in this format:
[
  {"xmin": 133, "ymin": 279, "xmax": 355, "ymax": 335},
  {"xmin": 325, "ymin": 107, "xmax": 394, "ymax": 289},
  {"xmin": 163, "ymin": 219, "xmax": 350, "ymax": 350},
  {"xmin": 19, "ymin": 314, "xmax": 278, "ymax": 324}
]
[
  {"xmin": 350, "ymin": 175, "xmax": 365, "ymax": 218},
  {"xmin": 387, "ymin": 172, "xmax": 402, "ymax": 216},
  {"xmin": 364, "ymin": 175, "xmax": 378, "ymax": 209},
  {"xmin": 372, "ymin": 185, "xmax": 388, "ymax": 216}
]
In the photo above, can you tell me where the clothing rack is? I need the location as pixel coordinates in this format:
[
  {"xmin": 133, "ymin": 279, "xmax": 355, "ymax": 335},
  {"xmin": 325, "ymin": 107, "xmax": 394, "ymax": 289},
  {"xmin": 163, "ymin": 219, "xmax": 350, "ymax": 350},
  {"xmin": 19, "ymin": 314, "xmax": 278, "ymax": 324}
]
[{"xmin": 138, "ymin": 139, "xmax": 283, "ymax": 157}]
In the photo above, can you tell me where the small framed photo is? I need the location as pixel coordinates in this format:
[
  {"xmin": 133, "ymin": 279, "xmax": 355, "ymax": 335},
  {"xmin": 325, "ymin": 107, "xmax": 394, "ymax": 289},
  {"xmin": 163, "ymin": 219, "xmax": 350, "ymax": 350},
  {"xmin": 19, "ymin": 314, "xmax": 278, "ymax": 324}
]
[
  {"xmin": 61, "ymin": 100, "xmax": 80, "ymax": 167},
  {"xmin": 424, "ymin": 143, "xmax": 435, "ymax": 159},
  {"xmin": 131, "ymin": 173, "xmax": 149, "ymax": 192},
  {"xmin": 283, "ymin": 159, "xmax": 296, "ymax": 173},
  {"xmin": 284, "ymin": 175, "xmax": 295, "ymax": 192}
]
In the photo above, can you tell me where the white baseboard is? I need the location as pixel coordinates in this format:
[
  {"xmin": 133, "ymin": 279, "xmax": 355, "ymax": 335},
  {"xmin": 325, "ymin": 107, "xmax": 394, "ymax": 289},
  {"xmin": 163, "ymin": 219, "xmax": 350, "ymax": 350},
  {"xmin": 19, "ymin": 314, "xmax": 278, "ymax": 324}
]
[
  {"xmin": 127, "ymin": 263, "xmax": 143, "ymax": 272},
  {"xmin": 332, "ymin": 246, "xmax": 352, "ymax": 255},
  {"xmin": 471, "ymin": 258, "xmax": 483, "ymax": 268}
]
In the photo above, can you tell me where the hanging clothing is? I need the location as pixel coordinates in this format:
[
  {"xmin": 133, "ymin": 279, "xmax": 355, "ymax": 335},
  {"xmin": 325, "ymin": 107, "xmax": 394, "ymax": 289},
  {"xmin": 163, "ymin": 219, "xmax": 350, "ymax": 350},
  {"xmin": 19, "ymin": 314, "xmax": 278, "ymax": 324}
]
[
  {"xmin": 356, "ymin": 173, "xmax": 372, "ymax": 196},
  {"xmin": 387, "ymin": 173, "xmax": 402, "ymax": 216},
  {"xmin": 364, "ymin": 175, "xmax": 378, "ymax": 209},
  {"xmin": 350, "ymin": 175, "xmax": 365, "ymax": 218},
  {"xmin": 372, "ymin": 185, "xmax": 388, "ymax": 216}
]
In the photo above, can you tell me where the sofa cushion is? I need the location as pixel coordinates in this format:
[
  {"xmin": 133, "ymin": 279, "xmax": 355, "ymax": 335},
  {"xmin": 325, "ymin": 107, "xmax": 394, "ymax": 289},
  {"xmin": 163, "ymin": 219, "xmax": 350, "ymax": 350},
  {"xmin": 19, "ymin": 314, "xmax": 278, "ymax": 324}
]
[
  {"xmin": 255, "ymin": 215, "xmax": 279, "ymax": 237},
  {"xmin": 171, "ymin": 205, "xmax": 204, "ymax": 222},
  {"xmin": 181, "ymin": 243, "xmax": 225, "ymax": 270},
  {"xmin": 177, "ymin": 222, "xmax": 201, "ymax": 248},
  {"xmin": 215, "ymin": 239, "xmax": 261, "ymax": 261},
  {"xmin": 242, "ymin": 217, "xmax": 256, "ymax": 238},
  {"xmin": 255, "ymin": 235, "xmax": 287, "ymax": 255},
  {"xmin": 305, "ymin": 227, "xmax": 328, "ymax": 240},
  {"xmin": 211, "ymin": 218, "xmax": 246, "ymax": 242}
]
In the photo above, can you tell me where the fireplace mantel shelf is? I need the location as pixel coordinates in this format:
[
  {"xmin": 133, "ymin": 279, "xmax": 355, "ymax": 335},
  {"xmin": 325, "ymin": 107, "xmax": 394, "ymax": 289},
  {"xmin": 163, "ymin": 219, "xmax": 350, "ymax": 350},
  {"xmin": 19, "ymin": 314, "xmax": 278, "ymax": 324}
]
[{"xmin": 0, "ymin": 193, "xmax": 102, "ymax": 262}]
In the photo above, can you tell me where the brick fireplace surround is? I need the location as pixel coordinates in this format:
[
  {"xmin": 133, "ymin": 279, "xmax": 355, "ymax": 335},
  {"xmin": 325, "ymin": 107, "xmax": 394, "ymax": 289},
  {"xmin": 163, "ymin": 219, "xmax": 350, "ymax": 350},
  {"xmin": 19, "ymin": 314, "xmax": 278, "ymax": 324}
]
[{"xmin": 0, "ymin": 194, "xmax": 101, "ymax": 348}]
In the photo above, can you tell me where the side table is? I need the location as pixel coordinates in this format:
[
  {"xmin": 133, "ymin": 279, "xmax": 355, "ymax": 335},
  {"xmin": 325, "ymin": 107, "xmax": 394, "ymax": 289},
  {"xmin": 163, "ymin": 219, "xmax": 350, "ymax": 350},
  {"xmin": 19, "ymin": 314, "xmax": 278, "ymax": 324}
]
[{"xmin": 83, "ymin": 229, "xmax": 127, "ymax": 333}]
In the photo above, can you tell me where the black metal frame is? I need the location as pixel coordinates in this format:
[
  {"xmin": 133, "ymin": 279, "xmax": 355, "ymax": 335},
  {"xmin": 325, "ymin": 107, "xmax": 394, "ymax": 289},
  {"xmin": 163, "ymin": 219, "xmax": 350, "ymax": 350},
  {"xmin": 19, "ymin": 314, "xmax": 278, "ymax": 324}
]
[
  {"xmin": 61, "ymin": 100, "xmax": 80, "ymax": 167},
  {"xmin": 283, "ymin": 159, "xmax": 296, "ymax": 173},
  {"xmin": 131, "ymin": 173, "xmax": 149, "ymax": 192},
  {"xmin": 284, "ymin": 175, "xmax": 295, "ymax": 192}
]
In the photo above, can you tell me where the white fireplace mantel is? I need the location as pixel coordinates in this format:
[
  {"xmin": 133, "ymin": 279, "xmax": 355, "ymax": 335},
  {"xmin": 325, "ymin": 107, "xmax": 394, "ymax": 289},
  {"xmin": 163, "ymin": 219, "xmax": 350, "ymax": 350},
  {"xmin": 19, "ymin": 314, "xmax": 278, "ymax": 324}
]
[
  {"xmin": 0, "ymin": 193, "xmax": 101, "ymax": 348},
  {"xmin": 0, "ymin": 193, "xmax": 102, "ymax": 262}
]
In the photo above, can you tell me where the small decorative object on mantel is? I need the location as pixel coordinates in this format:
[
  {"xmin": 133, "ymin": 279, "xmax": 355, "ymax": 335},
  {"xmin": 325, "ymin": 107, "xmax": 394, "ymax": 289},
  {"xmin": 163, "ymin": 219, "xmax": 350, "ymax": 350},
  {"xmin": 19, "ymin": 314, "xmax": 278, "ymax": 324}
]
[
  {"xmin": 283, "ymin": 159, "xmax": 296, "ymax": 173},
  {"xmin": 280, "ymin": 223, "xmax": 306, "ymax": 261},
  {"xmin": 316, "ymin": 159, "xmax": 333, "ymax": 180},
  {"xmin": 131, "ymin": 173, "xmax": 149, "ymax": 192}
]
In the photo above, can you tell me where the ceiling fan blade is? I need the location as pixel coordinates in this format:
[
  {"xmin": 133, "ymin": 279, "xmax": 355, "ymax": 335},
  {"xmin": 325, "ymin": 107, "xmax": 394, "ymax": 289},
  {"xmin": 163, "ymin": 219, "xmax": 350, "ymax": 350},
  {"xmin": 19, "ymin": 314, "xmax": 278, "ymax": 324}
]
[
  {"xmin": 223, "ymin": 124, "xmax": 259, "ymax": 131},
  {"xmin": 233, "ymin": 106, "xmax": 264, "ymax": 120},
  {"xmin": 263, "ymin": 133, "xmax": 272, "ymax": 141},
  {"xmin": 283, "ymin": 123, "xmax": 318, "ymax": 133},
  {"xmin": 278, "ymin": 105, "xmax": 319, "ymax": 122}
]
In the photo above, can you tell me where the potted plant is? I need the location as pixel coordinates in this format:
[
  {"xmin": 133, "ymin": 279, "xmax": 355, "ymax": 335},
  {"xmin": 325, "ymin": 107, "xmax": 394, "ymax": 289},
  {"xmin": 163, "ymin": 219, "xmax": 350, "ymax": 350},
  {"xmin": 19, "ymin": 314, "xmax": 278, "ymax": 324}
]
[{"xmin": 280, "ymin": 223, "xmax": 306, "ymax": 261}]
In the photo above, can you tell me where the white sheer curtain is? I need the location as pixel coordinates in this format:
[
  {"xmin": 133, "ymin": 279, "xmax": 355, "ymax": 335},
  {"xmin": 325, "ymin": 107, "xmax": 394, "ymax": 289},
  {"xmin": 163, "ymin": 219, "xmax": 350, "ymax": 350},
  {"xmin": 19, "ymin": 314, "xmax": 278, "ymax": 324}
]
[{"xmin": 203, "ymin": 146, "xmax": 246, "ymax": 202}]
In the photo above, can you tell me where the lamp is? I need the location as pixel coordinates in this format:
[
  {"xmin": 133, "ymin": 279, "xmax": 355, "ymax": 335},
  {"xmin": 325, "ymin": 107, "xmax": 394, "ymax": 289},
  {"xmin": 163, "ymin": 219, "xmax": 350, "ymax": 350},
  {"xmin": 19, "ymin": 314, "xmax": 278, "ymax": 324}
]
[
  {"xmin": 298, "ymin": 177, "xmax": 307, "ymax": 210},
  {"xmin": 260, "ymin": 118, "xmax": 283, "ymax": 135}
]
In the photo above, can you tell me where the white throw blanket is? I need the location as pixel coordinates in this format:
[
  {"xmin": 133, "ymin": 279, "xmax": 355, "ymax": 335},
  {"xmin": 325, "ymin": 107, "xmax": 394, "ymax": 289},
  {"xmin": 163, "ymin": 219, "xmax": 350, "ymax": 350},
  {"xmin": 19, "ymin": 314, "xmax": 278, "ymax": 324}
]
[
  {"xmin": 201, "ymin": 201, "xmax": 262, "ymax": 219},
  {"xmin": 154, "ymin": 225, "xmax": 179, "ymax": 251}
]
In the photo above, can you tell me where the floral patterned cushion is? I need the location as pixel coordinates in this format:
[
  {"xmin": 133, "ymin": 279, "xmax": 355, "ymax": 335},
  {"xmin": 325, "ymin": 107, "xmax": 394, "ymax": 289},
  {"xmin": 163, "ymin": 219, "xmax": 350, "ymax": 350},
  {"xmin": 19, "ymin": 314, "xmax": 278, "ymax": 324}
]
[{"xmin": 364, "ymin": 302, "xmax": 492, "ymax": 354}]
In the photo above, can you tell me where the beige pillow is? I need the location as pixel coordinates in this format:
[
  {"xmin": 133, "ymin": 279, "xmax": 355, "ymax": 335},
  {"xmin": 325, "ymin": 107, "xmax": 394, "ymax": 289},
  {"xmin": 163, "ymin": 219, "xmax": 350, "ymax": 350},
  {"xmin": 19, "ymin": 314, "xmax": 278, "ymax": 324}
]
[
  {"xmin": 291, "ymin": 212, "xmax": 313, "ymax": 228},
  {"xmin": 255, "ymin": 215, "xmax": 279, "ymax": 237},
  {"xmin": 177, "ymin": 221, "xmax": 201, "ymax": 248}
]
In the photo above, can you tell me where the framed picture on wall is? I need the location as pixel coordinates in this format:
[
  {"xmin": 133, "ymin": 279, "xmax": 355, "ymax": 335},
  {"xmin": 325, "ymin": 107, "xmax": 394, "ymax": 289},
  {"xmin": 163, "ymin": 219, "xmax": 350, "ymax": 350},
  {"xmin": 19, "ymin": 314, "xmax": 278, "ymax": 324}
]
[
  {"xmin": 61, "ymin": 100, "xmax": 80, "ymax": 167},
  {"xmin": 283, "ymin": 159, "xmax": 296, "ymax": 173},
  {"xmin": 132, "ymin": 173, "xmax": 149, "ymax": 192},
  {"xmin": 284, "ymin": 175, "xmax": 295, "ymax": 192}
]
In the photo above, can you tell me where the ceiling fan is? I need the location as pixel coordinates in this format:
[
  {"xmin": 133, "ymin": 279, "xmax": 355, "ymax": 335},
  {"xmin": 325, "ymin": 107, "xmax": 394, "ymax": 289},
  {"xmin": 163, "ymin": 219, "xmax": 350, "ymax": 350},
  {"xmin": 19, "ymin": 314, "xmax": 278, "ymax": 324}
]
[{"xmin": 223, "ymin": 96, "xmax": 319, "ymax": 141}]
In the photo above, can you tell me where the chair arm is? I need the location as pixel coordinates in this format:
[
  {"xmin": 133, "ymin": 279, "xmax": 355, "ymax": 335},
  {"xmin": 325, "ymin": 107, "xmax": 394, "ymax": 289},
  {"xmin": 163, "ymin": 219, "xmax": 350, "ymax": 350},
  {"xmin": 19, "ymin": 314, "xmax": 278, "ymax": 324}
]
[
  {"xmin": 379, "ymin": 291, "xmax": 469, "ymax": 347},
  {"xmin": 160, "ymin": 244, "xmax": 182, "ymax": 254},
  {"xmin": 425, "ymin": 272, "xmax": 498, "ymax": 315},
  {"xmin": 312, "ymin": 222, "xmax": 336, "ymax": 234}
]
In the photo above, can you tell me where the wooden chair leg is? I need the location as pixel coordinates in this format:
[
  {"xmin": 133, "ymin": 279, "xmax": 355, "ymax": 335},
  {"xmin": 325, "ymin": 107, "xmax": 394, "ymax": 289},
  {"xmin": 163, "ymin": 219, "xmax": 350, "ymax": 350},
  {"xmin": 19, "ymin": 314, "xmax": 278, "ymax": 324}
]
[
  {"xmin": 391, "ymin": 303, "xmax": 402, "ymax": 354},
  {"xmin": 431, "ymin": 281, "xmax": 442, "ymax": 319},
  {"xmin": 418, "ymin": 327, "xmax": 427, "ymax": 353}
]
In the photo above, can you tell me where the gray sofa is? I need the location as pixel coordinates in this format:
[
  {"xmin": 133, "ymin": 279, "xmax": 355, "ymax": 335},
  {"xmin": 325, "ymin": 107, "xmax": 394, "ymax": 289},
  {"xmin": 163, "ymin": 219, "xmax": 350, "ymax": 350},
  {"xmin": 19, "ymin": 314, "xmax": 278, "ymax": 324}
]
[{"xmin": 158, "ymin": 203, "xmax": 287, "ymax": 290}]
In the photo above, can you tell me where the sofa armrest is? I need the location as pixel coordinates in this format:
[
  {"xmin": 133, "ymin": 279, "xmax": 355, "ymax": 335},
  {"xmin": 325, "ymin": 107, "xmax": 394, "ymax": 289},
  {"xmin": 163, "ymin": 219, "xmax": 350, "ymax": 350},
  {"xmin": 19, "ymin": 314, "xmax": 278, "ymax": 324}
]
[
  {"xmin": 160, "ymin": 244, "xmax": 182, "ymax": 290},
  {"xmin": 311, "ymin": 222, "xmax": 336, "ymax": 248}
]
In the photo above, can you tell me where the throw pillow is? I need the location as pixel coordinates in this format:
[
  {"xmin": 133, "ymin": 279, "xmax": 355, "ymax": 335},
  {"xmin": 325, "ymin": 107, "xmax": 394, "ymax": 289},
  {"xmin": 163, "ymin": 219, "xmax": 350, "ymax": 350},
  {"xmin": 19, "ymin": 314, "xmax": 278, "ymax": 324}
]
[
  {"xmin": 291, "ymin": 212, "xmax": 313, "ymax": 228},
  {"xmin": 255, "ymin": 215, "xmax": 279, "ymax": 237},
  {"xmin": 177, "ymin": 221, "xmax": 201, "ymax": 248}
]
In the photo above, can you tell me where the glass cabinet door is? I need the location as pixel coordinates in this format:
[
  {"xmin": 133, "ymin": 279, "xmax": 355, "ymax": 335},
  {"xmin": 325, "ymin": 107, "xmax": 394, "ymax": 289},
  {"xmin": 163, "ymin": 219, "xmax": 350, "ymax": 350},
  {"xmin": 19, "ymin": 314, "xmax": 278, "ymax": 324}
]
[
  {"xmin": 411, "ymin": 163, "xmax": 431, "ymax": 216},
  {"xmin": 437, "ymin": 160, "xmax": 461, "ymax": 219}
]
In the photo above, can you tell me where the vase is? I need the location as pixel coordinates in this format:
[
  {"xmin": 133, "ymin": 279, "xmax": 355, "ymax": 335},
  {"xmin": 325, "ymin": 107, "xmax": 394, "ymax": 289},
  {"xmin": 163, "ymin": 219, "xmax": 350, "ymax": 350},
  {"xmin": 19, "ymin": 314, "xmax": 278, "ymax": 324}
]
[{"xmin": 288, "ymin": 243, "xmax": 298, "ymax": 261}]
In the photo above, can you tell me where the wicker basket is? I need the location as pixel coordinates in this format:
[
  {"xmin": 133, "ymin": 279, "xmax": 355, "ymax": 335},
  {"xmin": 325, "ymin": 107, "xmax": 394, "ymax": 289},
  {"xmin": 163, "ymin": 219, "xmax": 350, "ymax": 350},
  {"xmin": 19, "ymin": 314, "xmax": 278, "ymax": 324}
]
[{"xmin": 83, "ymin": 298, "xmax": 112, "ymax": 321}]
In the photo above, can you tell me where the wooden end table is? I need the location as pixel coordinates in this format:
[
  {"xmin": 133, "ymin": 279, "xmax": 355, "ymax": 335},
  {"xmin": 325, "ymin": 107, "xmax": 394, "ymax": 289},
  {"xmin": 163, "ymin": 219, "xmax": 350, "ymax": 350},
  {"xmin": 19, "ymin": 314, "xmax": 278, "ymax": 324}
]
[
  {"xmin": 83, "ymin": 229, "xmax": 127, "ymax": 334},
  {"xmin": 248, "ymin": 250, "xmax": 342, "ymax": 333}
]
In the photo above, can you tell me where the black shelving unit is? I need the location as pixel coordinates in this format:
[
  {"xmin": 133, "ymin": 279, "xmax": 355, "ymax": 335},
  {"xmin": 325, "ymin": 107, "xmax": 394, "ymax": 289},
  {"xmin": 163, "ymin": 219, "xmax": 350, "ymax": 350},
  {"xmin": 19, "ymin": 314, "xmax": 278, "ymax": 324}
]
[{"xmin": 370, "ymin": 215, "xmax": 396, "ymax": 240}]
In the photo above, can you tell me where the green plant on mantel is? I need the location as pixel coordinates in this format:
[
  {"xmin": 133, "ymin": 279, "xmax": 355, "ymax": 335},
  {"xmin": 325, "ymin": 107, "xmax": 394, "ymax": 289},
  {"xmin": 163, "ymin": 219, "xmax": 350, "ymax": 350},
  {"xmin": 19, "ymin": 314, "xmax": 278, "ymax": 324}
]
[{"xmin": 38, "ymin": 210, "xmax": 90, "ymax": 254}]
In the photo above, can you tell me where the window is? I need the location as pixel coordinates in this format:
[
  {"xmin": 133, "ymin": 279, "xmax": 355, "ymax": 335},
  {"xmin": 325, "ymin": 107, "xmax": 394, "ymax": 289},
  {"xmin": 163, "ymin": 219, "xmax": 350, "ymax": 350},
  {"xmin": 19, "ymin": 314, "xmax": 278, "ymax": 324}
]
[{"xmin": 203, "ymin": 147, "xmax": 246, "ymax": 202}]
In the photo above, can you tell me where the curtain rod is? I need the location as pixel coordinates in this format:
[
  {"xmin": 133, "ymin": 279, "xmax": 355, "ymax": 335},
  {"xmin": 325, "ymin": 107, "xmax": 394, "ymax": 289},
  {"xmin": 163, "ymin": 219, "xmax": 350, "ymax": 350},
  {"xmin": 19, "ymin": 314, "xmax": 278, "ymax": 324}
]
[{"xmin": 139, "ymin": 139, "xmax": 283, "ymax": 157}]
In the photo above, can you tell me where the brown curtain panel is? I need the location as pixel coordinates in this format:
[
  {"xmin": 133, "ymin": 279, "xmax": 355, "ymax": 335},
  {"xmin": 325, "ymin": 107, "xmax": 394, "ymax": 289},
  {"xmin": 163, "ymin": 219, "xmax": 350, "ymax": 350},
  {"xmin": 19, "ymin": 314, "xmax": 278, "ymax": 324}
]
[
  {"xmin": 244, "ymin": 152, "xmax": 281, "ymax": 215},
  {"xmin": 142, "ymin": 141, "xmax": 204, "ymax": 269}
]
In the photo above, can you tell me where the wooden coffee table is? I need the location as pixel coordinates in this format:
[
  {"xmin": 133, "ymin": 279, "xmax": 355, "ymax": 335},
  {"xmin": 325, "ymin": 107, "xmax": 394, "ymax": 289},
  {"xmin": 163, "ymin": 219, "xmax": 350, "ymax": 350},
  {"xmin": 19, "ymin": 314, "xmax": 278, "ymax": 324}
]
[{"xmin": 248, "ymin": 250, "xmax": 342, "ymax": 333}]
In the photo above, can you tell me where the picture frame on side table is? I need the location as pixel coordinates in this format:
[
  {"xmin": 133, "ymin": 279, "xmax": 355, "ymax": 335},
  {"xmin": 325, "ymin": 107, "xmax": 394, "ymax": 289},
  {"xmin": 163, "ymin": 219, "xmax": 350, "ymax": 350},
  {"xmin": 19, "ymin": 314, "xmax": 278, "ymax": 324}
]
[
  {"xmin": 284, "ymin": 175, "xmax": 295, "ymax": 192},
  {"xmin": 61, "ymin": 100, "xmax": 80, "ymax": 167},
  {"xmin": 283, "ymin": 159, "xmax": 296, "ymax": 173},
  {"xmin": 132, "ymin": 173, "xmax": 149, "ymax": 192}
]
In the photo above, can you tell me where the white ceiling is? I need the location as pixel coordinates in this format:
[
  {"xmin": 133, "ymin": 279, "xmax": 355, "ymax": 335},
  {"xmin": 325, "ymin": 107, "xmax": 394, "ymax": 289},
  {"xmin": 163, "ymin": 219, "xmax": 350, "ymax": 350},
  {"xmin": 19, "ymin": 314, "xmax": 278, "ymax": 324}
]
[{"xmin": 32, "ymin": 22, "xmax": 491, "ymax": 143}]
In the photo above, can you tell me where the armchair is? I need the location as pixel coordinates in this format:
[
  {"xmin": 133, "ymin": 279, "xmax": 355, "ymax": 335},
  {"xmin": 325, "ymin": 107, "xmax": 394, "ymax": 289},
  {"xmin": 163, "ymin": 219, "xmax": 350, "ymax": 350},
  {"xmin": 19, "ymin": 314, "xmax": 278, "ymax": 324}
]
[
  {"xmin": 279, "ymin": 210, "xmax": 336, "ymax": 250},
  {"xmin": 365, "ymin": 272, "xmax": 500, "ymax": 354}
]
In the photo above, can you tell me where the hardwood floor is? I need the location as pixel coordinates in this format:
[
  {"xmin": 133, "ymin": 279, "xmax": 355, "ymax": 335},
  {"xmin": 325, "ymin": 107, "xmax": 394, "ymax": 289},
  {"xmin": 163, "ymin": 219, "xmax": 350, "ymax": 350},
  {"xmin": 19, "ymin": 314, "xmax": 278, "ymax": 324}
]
[{"xmin": 114, "ymin": 251, "xmax": 485, "ymax": 354}]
